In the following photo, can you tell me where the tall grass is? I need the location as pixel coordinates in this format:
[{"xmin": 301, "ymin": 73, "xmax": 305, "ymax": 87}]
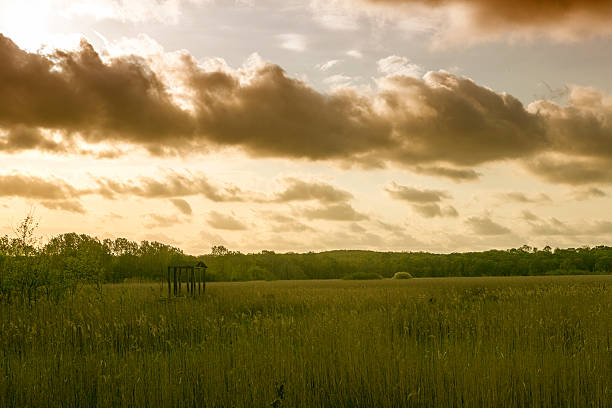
[{"xmin": 0, "ymin": 276, "xmax": 610, "ymax": 407}]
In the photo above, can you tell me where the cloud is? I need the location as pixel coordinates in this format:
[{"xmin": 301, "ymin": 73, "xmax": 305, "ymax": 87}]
[
  {"xmin": 346, "ymin": 50, "xmax": 363, "ymax": 58},
  {"xmin": 528, "ymin": 217, "xmax": 579, "ymax": 236},
  {"xmin": 378, "ymin": 72, "xmax": 546, "ymax": 166},
  {"xmin": 497, "ymin": 192, "xmax": 551, "ymax": 203},
  {"xmin": 207, "ymin": 211, "xmax": 247, "ymax": 230},
  {"xmin": 0, "ymin": 35, "xmax": 195, "ymax": 154},
  {"xmin": 95, "ymin": 172, "xmax": 248, "ymax": 201},
  {"xmin": 412, "ymin": 203, "xmax": 458, "ymax": 218},
  {"xmin": 316, "ymin": 59, "xmax": 342, "ymax": 71},
  {"xmin": 528, "ymin": 86, "xmax": 612, "ymax": 162},
  {"xmin": 465, "ymin": 216, "xmax": 511, "ymax": 235},
  {"xmin": 273, "ymin": 178, "xmax": 353, "ymax": 203},
  {"xmin": 4, "ymin": 34, "xmax": 612, "ymax": 185},
  {"xmin": 310, "ymin": 0, "xmax": 361, "ymax": 30},
  {"xmin": 349, "ymin": 223, "xmax": 367, "ymax": 233},
  {"xmin": 572, "ymin": 187, "xmax": 608, "ymax": 201},
  {"xmin": 524, "ymin": 213, "xmax": 612, "ymax": 236},
  {"xmin": 40, "ymin": 200, "xmax": 86, "ymax": 214},
  {"xmin": 590, "ymin": 221, "xmax": 612, "ymax": 235},
  {"xmin": 198, "ymin": 229, "xmax": 229, "ymax": 249},
  {"xmin": 300, "ymin": 203, "xmax": 368, "ymax": 221},
  {"xmin": 412, "ymin": 166, "xmax": 480, "ymax": 182},
  {"xmin": 0, "ymin": 126, "xmax": 66, "ymax": 153},
  {"xmin": 170, "ymin": 198, "xmax": 193, "ymax": 215},
  {"xmin": 143, "ymin": 213, "xmax": 183, "ymax": 229},
  {"xmin": 520, "ymin": 210, "xmax": 539, "ymax": 221},
  {"xmin": 0, "ymin": 173, "xmax": 80, "ymax": 200},
  {"xmin": 185, "ymin": 60, "xmax": 392, "ymax": 162},
  {"xmin": 385, "ymin": 181, "xmax": 458, "ymax": 218},
  {"xmin": 385, "ymin": 182, "xmax": 450, "ymax": 203},
  {"xmin": 525, "ymin": 157, "xmax": 612, "ymax": 185},
  {"xmin": 322, "ymin": 74, "xmax": 354, "ymax": 89},
  {"xmin": 375, "ymin": 220, "xmax": 406, "ymax": 234},
  {"xmin": 377, "ymin": 56, "xmax": 423, "ymax": 78},
  {"xmin": 263, "ymin": 213, "xmax": 314, "ymax": 233},
  {"xmin": 277, "ymin": 34, "xmax": 307, "ymax": 52},
  {"xmin": 355, "ymin": 0, "xmax": 612, "ymax": 42}
]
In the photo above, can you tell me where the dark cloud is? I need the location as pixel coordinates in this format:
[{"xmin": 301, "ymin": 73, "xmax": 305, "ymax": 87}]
[
  {"xmin": 0, "ymin": 174, "xmax": 80, "ymax": 200},
  {"xmin": 3, "ymin": 35, "xmax": 612, "ymax": 185},
  {"xmin": 526, "ymin": 157, "xmax": 612, "ymax": 185},
  {"xmin": 186, "ymin": 61, "xmax": 392, "ymax": 161},
  {"xmin": 386, "ymin": 181, "xmax": 458, "ymax": 218},
  {"xmin": 95, "ymin": 172, "xmax": 247, "ymax": 201},
  {"xmin": 0, "ymin": 35, "xmax": 542, "ymax": 169},
  {"xmin": 572, "ymin": 187, "xmax": 608, "ymax": 201},
  {"xmin": 0, "ymin": 35, "xmax": 195, "ymax": 153},
  {"xmin": 497, "ymin": 192, "xmax": 551, "ymax": 203},
  {"xmin": 272, "ymin": 178, "xmax": 353, "ymax": 203},
  {"xmin": 361, "ymin": 0, "xmax": 612, "ymax": 32},
  {"xmin": 170, "ymin": 198, "xmax": 193, "ymax": 215},
  {"xmin": 40, "ymin": 200, "xmax": 86, "ymax": 214},
  {"xmin": 412, "ymin": 165, "xmax": 480, "ymax": 182},
  {"xmin": 529, "ymin": 87, "xmax": 612, "ymax": 161},
  {"xmin": 207, "ymin": 211, "xmax": 247, "ymax": 230},
  {"xmin": 385, "ymin": 182, "xmax": 450, "ymax": 203},
  {"xmin": 379, "ymin": 72, "xmax": 546, "ymax": 166},
  {"xmin": 465, "ymin": 216, "xmax": 511, "ymax": 235},
  {"xmin": 0, "ymin": 126, "xmax": 66, "ymax": 153},
  {"xmin": 96, "ymin": 173, "xmax": 356, "ymax": 205},
  {"xmin": 300, "ymin": 203, "xmax": 368, "ymax": 221}
]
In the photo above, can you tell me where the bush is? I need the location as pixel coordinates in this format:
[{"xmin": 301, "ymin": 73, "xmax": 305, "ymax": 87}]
[
  {"xmin": 393, "ymin": 272, "xmax": 413, "ymax": 279},
  {"xmin": 342, "ymin": 272, "xmax": 383, "ymax": 280}
]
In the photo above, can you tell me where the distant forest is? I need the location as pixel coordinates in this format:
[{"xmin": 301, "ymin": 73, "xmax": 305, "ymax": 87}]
[{"xmin": 2, "ymin": 224, "xmax": 612, "ymax": 286}]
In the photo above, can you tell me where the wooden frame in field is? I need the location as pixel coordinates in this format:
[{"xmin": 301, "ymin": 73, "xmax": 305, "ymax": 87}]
[{"xmin": 167, "ymin": 262, "xmax": 207, "ymax": 297}]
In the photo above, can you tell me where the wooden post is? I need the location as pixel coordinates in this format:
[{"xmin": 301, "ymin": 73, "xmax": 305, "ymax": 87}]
[
  {"xmin": 191, "ymin": 267, "xmax": 195, "ymax": 296},
  {"xmin": 173, "ymin": 267, "xmax": 177, "ymax": 296},
  {"xmin": 203, "ymin": 267, "xmax": 206, "ymax": 294},
  {"xmin": 178, "ymin": 268, "xmax": 182, "ymax": 295},
  {"xmin": 167, "ymin": 266, "xmax": 171, "ymax": 298},
  {"xmin": 189, "ymin": 267, "xmax": 193, "ymax": 296}
]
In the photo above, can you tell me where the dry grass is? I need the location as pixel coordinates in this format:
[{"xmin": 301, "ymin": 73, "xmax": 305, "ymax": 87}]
[{"xmin": 1, "ymin": 275, "xmax": 610, "ymax": 407}]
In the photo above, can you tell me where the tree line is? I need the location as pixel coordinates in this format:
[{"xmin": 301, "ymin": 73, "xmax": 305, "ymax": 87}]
[
  {"xmin": 2, "ymin": 220, "xmax": 611, "ymax": 302},
  {"xmin": 200, "ymin": 244, "xmax": 612, "ymax": 281}
]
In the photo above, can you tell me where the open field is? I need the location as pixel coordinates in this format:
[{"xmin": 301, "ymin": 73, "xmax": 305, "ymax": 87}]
[{"xmin": 1, "ymin": 275, "xmax": 611, "ymax": 407}]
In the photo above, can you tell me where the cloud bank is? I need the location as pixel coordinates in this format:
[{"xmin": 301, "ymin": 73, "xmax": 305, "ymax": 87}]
[{"xmin": 2, "ymin": 34, "xmax": 612, "ymax": 185}]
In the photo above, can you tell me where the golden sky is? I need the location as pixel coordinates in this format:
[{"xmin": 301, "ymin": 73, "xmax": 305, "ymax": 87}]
[{"xmin": 1, "ymin": 0, "xmax": 612, "ymax": 254}]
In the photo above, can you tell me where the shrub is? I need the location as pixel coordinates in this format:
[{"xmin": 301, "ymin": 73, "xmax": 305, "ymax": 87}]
[
  {"xmin": 342, "ymin": 272, "xmax": 383, "ymax": 280},
  {"xmin": 393, "ymin": 272, "xmax": 413, "ymax": 279}
]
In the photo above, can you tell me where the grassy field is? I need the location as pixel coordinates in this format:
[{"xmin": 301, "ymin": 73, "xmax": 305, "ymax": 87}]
[{"xmin": 0, "ymin": 275, "xmax": 610, "ymax": 407}]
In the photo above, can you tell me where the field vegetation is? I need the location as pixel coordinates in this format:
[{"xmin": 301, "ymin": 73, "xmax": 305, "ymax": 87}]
[
  {"xmin": 1, "ymin": 276, "xmax": 610, "ymax": 407},
  {"xmin": 341, "ymin": 272, "xmax": 383, "ymax": 280}
]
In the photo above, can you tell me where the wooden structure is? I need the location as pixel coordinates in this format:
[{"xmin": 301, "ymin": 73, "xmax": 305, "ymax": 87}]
[{"xmin": 167, "ymin": 261, "xmax": 207, "ymax": 297}]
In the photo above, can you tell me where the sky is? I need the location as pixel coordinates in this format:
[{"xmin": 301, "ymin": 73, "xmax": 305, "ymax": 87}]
[{"xmin": 1, "ymin": 0, "xmax": 612, "ymax": 255}]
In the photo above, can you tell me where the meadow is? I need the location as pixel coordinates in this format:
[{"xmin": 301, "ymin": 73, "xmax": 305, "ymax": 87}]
[{"xmin": 0, "ymin": 275, "xmax": 610, "ymax": 407}]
